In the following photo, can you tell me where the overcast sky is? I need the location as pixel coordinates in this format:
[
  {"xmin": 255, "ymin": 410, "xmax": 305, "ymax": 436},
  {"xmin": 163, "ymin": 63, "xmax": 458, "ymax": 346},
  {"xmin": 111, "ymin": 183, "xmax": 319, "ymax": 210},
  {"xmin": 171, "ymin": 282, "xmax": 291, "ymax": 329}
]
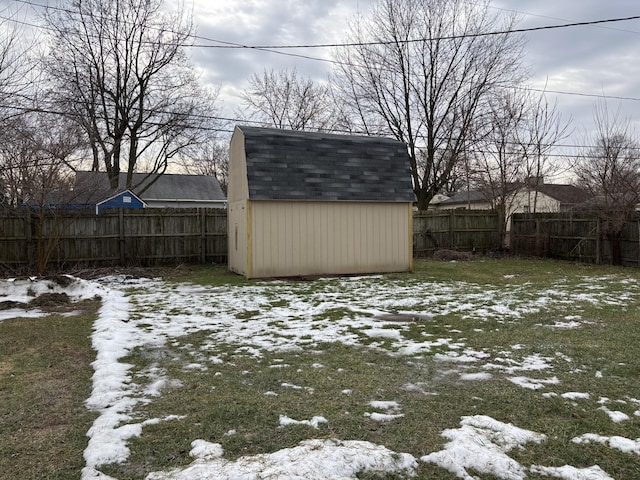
[
  {"xmin": 6, "ymin": 0, "xmax": 640, "ymax": 173},
  {"xmin": 188, "ymin": 0, "xmax": 640, "ymax": 157}
]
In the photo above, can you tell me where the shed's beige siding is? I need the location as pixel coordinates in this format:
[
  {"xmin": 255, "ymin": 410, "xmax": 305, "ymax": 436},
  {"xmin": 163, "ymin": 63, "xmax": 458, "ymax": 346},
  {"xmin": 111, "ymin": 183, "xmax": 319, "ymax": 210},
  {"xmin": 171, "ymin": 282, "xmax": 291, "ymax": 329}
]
[
  {"xmin": 228, "ymin": 128, "xmax": 249, "ymax": 203},
  {"xmin": 228, "ymin": 200, "xmax": 249, "ymax": 276},
  {"xmin": 227, "ymin": 129, "xmax": 250, "ymax": 276},
  {"xmin": 248, "ymin": 200, "xmax": 412, "ymax": 278}
]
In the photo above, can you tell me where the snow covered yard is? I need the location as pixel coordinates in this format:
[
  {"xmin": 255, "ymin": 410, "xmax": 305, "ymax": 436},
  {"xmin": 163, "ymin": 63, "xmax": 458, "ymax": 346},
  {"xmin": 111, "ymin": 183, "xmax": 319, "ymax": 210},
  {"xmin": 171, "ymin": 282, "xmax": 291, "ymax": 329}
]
[{"xmin": 2, "ymin": 259, "xmax": 640, "ymax": 479}]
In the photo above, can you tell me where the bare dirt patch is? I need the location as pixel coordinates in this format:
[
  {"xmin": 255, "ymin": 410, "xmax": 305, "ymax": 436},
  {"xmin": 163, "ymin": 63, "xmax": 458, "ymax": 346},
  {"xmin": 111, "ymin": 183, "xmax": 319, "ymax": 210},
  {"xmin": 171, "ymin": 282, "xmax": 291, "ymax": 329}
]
[{"xmin": 432, "ymin": 249, "xmax": 474, "ymax": 261}]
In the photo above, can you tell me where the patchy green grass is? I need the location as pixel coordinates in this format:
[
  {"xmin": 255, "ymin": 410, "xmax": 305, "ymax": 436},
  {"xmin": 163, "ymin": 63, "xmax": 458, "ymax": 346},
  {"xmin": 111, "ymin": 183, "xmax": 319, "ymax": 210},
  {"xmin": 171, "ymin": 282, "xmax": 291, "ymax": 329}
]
[
  {"xmin": 0, "ymin": 300, "xmax": 100, "ymax": 480},
  {"xmin": 92, "ymin": 258, "xmax": 640, "ymax": 479},
  {"xmin": 5, "ymin": 258, "xmax": 640, "ymax": 479}
]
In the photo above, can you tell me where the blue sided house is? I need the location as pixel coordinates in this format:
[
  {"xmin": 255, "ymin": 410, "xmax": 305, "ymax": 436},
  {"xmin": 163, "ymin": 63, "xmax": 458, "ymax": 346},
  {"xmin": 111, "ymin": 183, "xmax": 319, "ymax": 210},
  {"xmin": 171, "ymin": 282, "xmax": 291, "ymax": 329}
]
[
  {"xmin": 95, "ymin": 190, "xmax": 146, "ymax": 215},
  {"xmin": 71, "ymin": 171, "xmax": 227, "ymax": 214}
]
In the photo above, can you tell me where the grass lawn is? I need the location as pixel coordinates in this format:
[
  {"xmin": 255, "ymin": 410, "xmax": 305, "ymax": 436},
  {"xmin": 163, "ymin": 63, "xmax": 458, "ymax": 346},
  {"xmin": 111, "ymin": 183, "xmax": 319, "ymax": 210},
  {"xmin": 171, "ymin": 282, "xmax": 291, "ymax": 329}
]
[
  {"xmin": 0, "ymin": 299, "xmax": 100, "ymax": 480},
  {"xmin": 2, "ymin": 257, "xmax": 640, "ymax": 479}
]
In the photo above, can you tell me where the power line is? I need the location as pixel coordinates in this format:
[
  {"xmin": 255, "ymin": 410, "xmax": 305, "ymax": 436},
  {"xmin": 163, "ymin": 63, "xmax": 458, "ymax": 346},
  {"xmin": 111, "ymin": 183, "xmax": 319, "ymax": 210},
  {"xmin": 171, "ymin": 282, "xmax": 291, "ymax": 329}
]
[
  {"xmin": 7, "ymin": 0, "xmax": 640, "ymax": 102},
  {"xmin": 478, "ymin": 1, "xmax": 640, "ymax": 35},
  {"xmin": 193, "ymin": 15, "xmax": 640, "ymax": 50},
  {"xmin": 3, "ymin": 102, "xmax": 638, "ymax": 154},
  {"xmin": 511, "ymin": 85, "xmax": 640, "ymax": 103},
  {"xmin": 9, "ymin": 0, "xmax": 640, "ymax": 50}
]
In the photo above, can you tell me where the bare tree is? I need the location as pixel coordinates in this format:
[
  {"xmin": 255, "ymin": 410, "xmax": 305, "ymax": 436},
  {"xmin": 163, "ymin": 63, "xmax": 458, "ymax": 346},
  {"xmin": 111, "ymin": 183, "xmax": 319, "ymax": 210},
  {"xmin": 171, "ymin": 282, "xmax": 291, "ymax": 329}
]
[
  {"xmin": 0, "ymin": 5, "xmax": 35, "ymax": 119},
  {"xmin": 241, "ymin": 68, "xmax": 337, "ymax": 131},
  {"xmin": 470, "ymin": 88, "xmax": 570, "ymax": 244},
  {"xmin": 333, "ymin": 0, "xmax": 527, "ymax": 210},
  {"xmin": 521, "ymin": 88, "xmax": 571, "ymax": 211},
  {"xmin": 0, "ymin": 112, "xmax": 85, "ymax": 273},
  {"xmin": 42, "ymin": 0, "xmax": 218, "ymax": 190},
  {"xmin": 178, "ymin": 138, "xmax": 230, "ymax": 194},
  {"xmin": 471, "ymin": 89, "xmax": 528, "ymax": 244},
  {"xmin": 573, "ymin": 101, "xmax": 640, "ymax": 265},
  {"xmin": 0, "ymin": 4, "xmax": 42, "ymax": 195}
]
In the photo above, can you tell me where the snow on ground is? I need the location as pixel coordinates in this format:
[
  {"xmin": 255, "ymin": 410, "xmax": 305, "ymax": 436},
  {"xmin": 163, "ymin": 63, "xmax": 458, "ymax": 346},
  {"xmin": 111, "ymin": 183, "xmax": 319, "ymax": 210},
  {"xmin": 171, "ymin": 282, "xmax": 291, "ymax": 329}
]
[
  {"xmin": 422, "ymin": 415, "xmax": 547, "ymax": 480},
  {"xmin": 144, "ymin": 438, "xmax": 418, "ymax": 480},
  {"xmin": 1, "ymin": 272, "xmax": 639, "ymax": 480}
]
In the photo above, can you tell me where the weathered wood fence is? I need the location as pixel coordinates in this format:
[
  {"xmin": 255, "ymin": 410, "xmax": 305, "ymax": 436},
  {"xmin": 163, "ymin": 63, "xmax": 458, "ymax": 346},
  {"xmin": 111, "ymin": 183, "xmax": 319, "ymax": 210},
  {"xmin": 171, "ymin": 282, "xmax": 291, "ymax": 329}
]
[
  {"xmin": 1, "ymin": 208, "xmax": 501, "ymax": 271},
  {"xmin": 8, "ymin": 208, "xmax": 640, "ymax": 270},
  {"xmin": 512, "ymin": 212, "xmax": 640, "ymax": 267},
  {"xmin": 413, "ymin": 210, "xmax": 499, "ymax": 256},
  {"xmin": 0, "ymin": 208, "xmax": 228, "ymax": 270}
]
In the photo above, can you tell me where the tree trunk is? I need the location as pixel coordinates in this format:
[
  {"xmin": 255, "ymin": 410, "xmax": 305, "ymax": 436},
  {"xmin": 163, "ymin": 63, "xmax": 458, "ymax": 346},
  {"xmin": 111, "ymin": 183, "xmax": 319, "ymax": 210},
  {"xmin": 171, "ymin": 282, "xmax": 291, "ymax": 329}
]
[
  {"xmin": 415, "ymin": 189, "xmax": 430, "ymax": 211},
  {"xmin": 606, "ymin": 231, "xmax": 623, "ymax": 266}
]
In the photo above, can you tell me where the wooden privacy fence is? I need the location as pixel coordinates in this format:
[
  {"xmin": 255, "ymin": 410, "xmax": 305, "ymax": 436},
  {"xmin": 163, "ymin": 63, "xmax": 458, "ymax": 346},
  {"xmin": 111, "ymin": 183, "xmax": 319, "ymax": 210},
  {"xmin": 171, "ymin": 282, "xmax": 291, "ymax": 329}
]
[
  {"xmin": 0, "ymin": 208, "xmax": 228, "ymax": 270},
  {"xmin": 413, "ymin": 210, "xmax": 499, "ymax": 256},
  {"xmin": 511, "ymin": 212, "xmax": 640, "ymax": 266},
  {"xmin": 1, "ymin": 207, "xmax": 501, "ymax": 270}
]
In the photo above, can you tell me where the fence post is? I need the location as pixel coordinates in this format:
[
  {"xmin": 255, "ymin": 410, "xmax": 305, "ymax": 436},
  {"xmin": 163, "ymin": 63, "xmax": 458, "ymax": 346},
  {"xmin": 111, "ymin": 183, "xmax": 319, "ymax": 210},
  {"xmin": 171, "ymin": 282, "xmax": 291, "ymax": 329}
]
[
  {"xmin": 119, "ymin": 208, "xmax": 125, "ymax": 265},
  {"xmin": 25, "ymin": 207, "xmax": 33, "ymax": 267},
  {"xmin": 449, "ymin": 209, "xmax": 455, "ymax": 248},
  {"xmin": 200, "ymin": 208, "xmax": 206, "ymax": 264},
  {"xmin": 595, "ymin": 217, "xmax": 601, "ymax": 265}
]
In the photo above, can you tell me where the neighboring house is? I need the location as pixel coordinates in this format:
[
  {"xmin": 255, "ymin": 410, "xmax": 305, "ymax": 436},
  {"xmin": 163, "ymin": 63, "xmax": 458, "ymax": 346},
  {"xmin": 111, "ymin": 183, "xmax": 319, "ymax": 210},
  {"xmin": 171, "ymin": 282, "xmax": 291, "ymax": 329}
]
[
  {"xmin": 511, "ymin": 183, "xmax": 591, "ymax": 214},
  {"xmin": 433, "ymin": 181, "xmax": 589, "ymax": 214},
  {"xmin": 95, "ymin": 190, "xmax": 146, "ymax": 215},
  {"xmin": 431, "ymin": 180, "xmax": 591, "ymax": 241},
  {"xmin": 430, "ymin": 190, "xmax": 491, "ymax": 211},
  {"xmin": 228, "ymin": 125, "xmax": 416, "ymax": 279},
  {"xmin": 73, "ymin": 171, "xmax": 227, "ymax": 212}
]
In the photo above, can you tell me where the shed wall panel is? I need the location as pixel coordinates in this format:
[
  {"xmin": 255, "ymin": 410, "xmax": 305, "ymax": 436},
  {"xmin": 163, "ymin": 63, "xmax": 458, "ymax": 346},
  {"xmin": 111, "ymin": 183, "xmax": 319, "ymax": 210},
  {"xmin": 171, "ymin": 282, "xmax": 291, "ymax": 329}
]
[
  {"xmin": 228, "ymin": 200, "xmax": 248, "ymax": 275},
  {"xmin": 228, "ymin": 129, "xmax": 249, "ymax": 203},
  {"xmin": 249, "ymin": 201, "xmax": 411, "ymax": 278}
]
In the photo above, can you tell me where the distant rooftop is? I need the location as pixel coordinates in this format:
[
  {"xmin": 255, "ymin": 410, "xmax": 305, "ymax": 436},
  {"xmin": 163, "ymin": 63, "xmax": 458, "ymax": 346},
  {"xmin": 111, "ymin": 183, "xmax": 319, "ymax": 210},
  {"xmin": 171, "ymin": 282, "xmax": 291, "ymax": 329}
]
[
  {"xmin": 75, "ymin": 172, "xmax": 226, "ymax": 203},
  {"xmin": 436, "ymin": 183, "xmax": 589, "ymax": 207},
  {"xmin": 237, "ymin": 126, "xmax": 415, "ymax": 203}
]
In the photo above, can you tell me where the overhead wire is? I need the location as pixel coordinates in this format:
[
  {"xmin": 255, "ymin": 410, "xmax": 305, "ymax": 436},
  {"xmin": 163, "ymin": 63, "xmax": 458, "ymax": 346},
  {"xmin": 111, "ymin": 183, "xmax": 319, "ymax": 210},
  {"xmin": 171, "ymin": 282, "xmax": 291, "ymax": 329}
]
[
  {"xmin": 8, "ymin": 0, "xmax": 640, "ymax": 49},
  {"xmin": 5, "ymin": 0, "xmax": 640, "ymax": 103},
  {"xmin": 3, "ymin": 0, "xmax": 640, "ymax": 158},
  {"xmin": 2, "ymin": 102, "xmax": 635, "ymax": 155}
]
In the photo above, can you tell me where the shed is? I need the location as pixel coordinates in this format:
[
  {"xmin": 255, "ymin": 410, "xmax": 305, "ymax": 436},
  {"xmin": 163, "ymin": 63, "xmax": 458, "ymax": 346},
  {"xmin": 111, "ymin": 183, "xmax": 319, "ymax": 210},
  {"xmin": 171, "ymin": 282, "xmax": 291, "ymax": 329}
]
[{"xmin": 228, "ymin": 126, "xmax": 415, "ymax": 279}]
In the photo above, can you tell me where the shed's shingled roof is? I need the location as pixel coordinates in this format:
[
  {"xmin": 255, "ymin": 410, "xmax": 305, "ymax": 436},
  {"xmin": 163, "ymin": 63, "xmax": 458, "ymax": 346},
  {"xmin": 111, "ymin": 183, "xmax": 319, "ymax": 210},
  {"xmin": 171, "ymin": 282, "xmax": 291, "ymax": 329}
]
[{"xmin": 238, "ymin": 126, "xmax": 415, "ymax": 202}]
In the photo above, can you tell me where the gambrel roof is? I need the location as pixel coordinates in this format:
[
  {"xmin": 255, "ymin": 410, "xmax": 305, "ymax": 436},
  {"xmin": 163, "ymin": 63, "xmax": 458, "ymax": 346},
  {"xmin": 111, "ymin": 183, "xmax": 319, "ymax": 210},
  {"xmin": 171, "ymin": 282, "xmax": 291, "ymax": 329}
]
[{"xmin": 237, "ymin": 126, "xmax": 415, "ymax": 202}]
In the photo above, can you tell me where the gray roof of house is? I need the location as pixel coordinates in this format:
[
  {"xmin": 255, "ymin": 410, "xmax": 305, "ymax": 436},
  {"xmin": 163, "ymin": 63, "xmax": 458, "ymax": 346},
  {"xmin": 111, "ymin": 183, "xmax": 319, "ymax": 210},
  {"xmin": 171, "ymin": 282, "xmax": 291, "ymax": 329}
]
[
  {"xmin": 437, "ymin": 190, "xmax": 491, "ymax": 206},
  {"xmin": 437, "ymin": 183, "xmax": 590, "ymax": 207},
  {"xmin": 535, "ymin": 184, "xmax": 590, "ymax": 205},
  {"xmin": 74, "ymin": 172, "xmax": 226, "ymax": 203},
  {"xmin": 238, "ymin": 126, "xmax": 415, "ymax": 202}
]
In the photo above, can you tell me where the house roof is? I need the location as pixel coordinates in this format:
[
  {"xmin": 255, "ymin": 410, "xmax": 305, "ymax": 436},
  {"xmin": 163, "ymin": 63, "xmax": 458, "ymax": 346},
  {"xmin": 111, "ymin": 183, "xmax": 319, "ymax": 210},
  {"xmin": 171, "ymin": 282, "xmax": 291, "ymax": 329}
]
[
  {"xmin": 237, "ymin": 126, "xmax": 415, "ymax": 202},
  {"xmin": 96, "ymin": 189, "xmax": 146, "ymax": 207},
  {"xmin": 436, "ymin": 183, "xmax": 590, "ymax": 207},
  {"xmin": 534, "ymin": 183, "xmax": 590, "ymax": 205},
  {"xmin": 74, "ymin": 172, "xmax": 226, "ymax": 204},
  {"xmin": 436, "ymin": 190, "xmax": 491, "ymax": 206}
]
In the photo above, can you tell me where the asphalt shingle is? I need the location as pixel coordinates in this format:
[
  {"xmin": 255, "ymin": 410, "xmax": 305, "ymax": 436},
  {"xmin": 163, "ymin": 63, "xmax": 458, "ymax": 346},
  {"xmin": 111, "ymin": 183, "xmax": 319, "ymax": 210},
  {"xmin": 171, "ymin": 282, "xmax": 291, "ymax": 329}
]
[{"xmin": 238, "ymin": 126, "xmax": 415, "ymax": 202}]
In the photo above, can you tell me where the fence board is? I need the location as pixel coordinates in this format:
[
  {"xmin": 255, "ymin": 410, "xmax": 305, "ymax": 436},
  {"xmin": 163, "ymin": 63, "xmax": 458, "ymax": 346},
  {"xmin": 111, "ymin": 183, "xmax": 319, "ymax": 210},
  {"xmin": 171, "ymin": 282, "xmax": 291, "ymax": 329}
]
[
  {"xmin": 413, "ymin": 209, "xmax": 499, "ymax": 256},
  {"xmin": 512, "ymin": 212, "xmax": 640, "ymax": 266},
  {"xmin": 21, "ymin": 207, "xmax": 640, "ymax": 270},
  {"xmin": 0, "ymin": 207, "xmax": 228, "ymax": 270}
]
